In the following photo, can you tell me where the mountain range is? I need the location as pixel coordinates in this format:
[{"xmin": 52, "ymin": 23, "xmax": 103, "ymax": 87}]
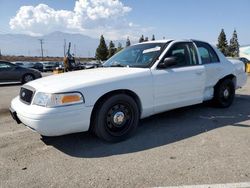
[{"xmin": 0, "ymin": 31, "xmax": 123, "ymax": 57}]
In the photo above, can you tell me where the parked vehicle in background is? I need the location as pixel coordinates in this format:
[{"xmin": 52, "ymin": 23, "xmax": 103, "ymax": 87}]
[
  {"xmin": 10, "ymin": 40, "xmax": 247, "ymax": 142},
  {"xmin": 32, "ymin": 62, "xmax": 44, "ymax": 72},
  {"xmin": 0, "ymin": 61, "xmax": 42, "ymax": 84},
  {"xmin": 13, "ymin": 61, "xmax": 29, "ymax": 68},
  {"xmin": 14, "ymin": 62, "xmax": 24, "ymax": 67},
  {"xmin": 58, "ymin": 62, "xmax": 64, "ymax": 69},
  {"xmin": 42, "ymin": 62, "xmax": 59, "ymax": 72},
  {"xmin": 42, "ymin": 62, "xmax": 63, "ymax": 72},
  {"xmin": 81, "ymin": 61, "xmax": 102, "ymax": 69},
  {"xmin": 228, "ymin": 57, "xmax": 250, "ymax": 65},
  {"xmin": 227, "ymin": 57, "xmax": 250, "ymax": 72},
  {"xmin": 13, "ymin": 62, "xmax": 43, "ymax": 72},
  {"xmin": 239, "ymin": 57, "xmax": 250, "ymax": 73},
  {"xmin": 239, "ymin": 57, "xmax": 250, "ymax": 64}
]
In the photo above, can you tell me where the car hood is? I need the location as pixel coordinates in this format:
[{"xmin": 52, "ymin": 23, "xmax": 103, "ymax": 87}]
[{"xmin": 25, "ymin": 67, "xmax": 150, "ymax": 93}]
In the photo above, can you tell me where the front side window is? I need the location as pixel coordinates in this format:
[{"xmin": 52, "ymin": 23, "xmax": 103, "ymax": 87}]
[
  {"xmin": 0, "ymin": 62, "xmax": 14, "ymax": 69},
  {"xmin": 163, "ymin": 42, "xmax": 199, "ymax": 67},
  {"xmin": 104, "ymin": 43, "xmax": 166, "ymax": 68},
  {"xmin": 194, "ymin": 41, "xmax": 220, "ymax": 64}
]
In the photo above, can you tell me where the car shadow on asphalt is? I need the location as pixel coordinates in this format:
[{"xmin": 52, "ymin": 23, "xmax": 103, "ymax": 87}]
[
  {"xmin": 41, "ymin": 94, "xmax": 250, "ymax": 158},
  {"xmin": 0, "ymin": 83, "xmax": 22, "ymax": 87}
]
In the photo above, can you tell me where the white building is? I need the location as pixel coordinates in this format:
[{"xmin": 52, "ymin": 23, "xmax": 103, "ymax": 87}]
[{"xmin": 240, "ymin": 45, "xmax": 250, "ymax": 60}]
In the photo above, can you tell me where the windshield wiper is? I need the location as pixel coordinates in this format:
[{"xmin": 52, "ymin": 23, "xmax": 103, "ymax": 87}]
[{"xmin": 110, "ymin": 64, "xmax": 126, "ymax": 67}]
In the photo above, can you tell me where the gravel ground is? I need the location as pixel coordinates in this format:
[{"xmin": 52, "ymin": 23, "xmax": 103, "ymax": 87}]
[{"xmin": 0, "ymin": 75, "xmax": 249, "ymax": 188}]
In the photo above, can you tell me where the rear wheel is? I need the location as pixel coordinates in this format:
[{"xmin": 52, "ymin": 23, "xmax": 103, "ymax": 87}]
[
  {"xmin": 93, "ymin": 94, "xmax": 139, "ymax": 142},
  {"xmin": 213, "ymin": 78, "xmax": 235, "ymax": 108},
  {"xmin": 22, "ymin": 74, "xmax": 34, "ymax": 84}
]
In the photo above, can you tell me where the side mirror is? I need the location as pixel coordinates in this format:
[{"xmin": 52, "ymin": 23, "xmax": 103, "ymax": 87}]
[{"xmin": 158, "ymin": 57, "xmax": 177, "ymax": 69}]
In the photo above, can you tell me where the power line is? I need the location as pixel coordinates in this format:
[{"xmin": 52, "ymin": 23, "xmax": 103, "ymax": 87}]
[{"xmin": 38, "ymin": 39, "xmax": 44, "ymax": 59}]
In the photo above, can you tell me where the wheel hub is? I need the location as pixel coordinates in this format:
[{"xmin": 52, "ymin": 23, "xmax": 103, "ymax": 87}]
[
  {"xmin": 113, "ymin": 111, "xmax": 125, "ymax": 125},
  {"xmin": 223, "ymin": 89, "xmax": 229, "ymax": 98},
  {"xmin": 25, "ymin": 75, "xmax": 33, "ymax": 82}
]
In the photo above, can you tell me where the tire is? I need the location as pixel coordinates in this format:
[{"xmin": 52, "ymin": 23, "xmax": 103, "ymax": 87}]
[
  {"xmin": 40, "ymin": 135, "xmax": 53, "ymax": 143},
  {"xmin": 93, "ymin": 94, "xmax": 139, "ymax": 142},
  {"xmin": 22, "ymin": 74, "xmax": 34, "ymax": 84},
  {"xmin": 213, "ymin": 78, "xmax": 235, "ymax": 108}
]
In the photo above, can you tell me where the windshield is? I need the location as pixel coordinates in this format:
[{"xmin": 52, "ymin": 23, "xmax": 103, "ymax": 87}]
[{"xmin": 103, "ymin": 43, "xmax": 166, "ymax": 68}]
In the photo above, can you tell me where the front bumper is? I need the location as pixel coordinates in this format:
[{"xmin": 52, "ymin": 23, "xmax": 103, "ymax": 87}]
[
  {"xmin": 10, "ymin": 97, "xmax": 93, "ymax": 136},
  {"xmin": 9, "ymin": 106, "xmax": 21, "ymax": 124}
]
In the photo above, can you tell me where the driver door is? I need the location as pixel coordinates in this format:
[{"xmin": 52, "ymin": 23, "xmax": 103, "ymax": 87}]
[{"xmin": 151, "ymin": 42, "xmax": 206, "ymax": 113}]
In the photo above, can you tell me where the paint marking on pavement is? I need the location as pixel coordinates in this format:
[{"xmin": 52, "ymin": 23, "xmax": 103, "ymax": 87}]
[{"xmin": 158, "ymin": 182, "xmax": 250, "ymax": 188}]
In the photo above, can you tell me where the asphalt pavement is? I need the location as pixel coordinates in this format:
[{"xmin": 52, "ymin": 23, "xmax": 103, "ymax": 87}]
[{"xmin": 0, "ymin": 75, "xmax": 249, "ymax": 187}]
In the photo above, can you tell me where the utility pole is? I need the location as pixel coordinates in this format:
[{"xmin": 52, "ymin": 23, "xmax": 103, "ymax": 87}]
[{"xmin": 38, "ymin": 39, "xmax": 44, "ymax": 59}]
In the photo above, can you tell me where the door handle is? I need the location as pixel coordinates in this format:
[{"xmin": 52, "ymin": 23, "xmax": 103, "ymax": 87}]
[
  {"xmin": 216, "ymin": 67, "xmax": 223, "ymax": 71},
  {"xmin": 195, "ymin": 70, "xmax": 204, "ymax": 75}
]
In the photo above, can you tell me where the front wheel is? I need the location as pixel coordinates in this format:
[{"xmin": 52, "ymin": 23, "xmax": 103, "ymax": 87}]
[
  {"xmin": 93, "ymin": 94, "xmax": 139, "ymax": 142},
  {"xmin": 213, "ymin": 79, "xmax": 235, "ymax": 108}
]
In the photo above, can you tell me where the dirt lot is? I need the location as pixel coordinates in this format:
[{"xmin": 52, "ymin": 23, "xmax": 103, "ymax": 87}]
[{"xmin": 0, "ymin": 76, "xmax": 249, "ymax": 187}]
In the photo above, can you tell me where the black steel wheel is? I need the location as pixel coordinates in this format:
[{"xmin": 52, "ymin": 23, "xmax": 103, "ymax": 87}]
[
  {"xmin": 93, "ymin": 94, "xmax": 139, "ymax": 142},
  {"xmin": 213, "ymin": 79, "xmax": 235, "ymax": 108}
]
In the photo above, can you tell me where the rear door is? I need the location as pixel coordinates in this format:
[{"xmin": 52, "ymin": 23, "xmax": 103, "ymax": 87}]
[
  {"xmin": 194, "ymin": 41, "xmax": 223, "ymax": 100},
  {"xmin": 151, "ymin": 42, "xmax": 206, "ymax": 113}
]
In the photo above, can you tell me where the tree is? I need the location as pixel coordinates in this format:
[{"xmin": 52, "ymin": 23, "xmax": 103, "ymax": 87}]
[
  {"xmin": 217, "ymin": 29, "xmax": 229, "ymax": 56},
  {"xmin": 228, "ymin": 29, "xmax": 240, "ymax": 57},
  {"xmin": 152, "ymin": 34, "xmax": 155, "ymax": 41},
  {"xmin": 139, "ymin": 35, "xmax": 144, "ymax": 43},
  {"xmin": 126, "ymin": 37, "xmax": 131, "ymax": 47},
  {"xmin": 108, "ymin": 41, "xmax": 116, "ymax": 59},
  {"xmin": 116, "ymin": 42, "xmax": 123, "ymax": 53},
  {"xmin": 95, "ymin": 35, "xmax": 108, "ymax": 61}
]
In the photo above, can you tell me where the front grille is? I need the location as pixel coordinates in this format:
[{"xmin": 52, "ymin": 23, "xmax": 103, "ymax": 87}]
[{"xmin": 19, "ymin": 87, "xmax": 34, "ymax": 104}]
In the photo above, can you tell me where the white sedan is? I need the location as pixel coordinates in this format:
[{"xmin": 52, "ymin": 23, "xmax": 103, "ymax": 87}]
[{"xmin": 10, "ymin": 39, "xmax": 247, "ymax": 142}]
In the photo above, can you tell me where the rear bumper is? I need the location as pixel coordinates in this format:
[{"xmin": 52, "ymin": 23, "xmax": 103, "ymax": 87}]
[
  {"xmin": 236, "ymin": 72, "xmax": 248, "ymax": 89},
  {"xmin": 10, "ymin": 97, "xmax": 93, "ymax": 136}
]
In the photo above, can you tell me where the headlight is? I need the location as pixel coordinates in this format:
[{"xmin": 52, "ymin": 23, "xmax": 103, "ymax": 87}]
[{"xmin": 33, "ymin": 92, "xmax": 84, "ymax": 107}]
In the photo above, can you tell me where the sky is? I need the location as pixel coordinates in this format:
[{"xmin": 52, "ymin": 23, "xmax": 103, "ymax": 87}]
[{"xmin": 0, "ymin": 0, "xmax": 249, "ymax": 45}]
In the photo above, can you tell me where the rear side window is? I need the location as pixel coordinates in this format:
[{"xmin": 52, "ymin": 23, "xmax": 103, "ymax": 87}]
[{"xmin": 194, "ymin": 41, "xmax": 220, "ymax": 64}]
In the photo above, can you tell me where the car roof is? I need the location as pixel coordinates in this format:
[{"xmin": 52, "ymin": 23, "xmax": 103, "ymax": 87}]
[
  {"xmin": 0, "ymin": 60, "xmax": 10, "ymax": 63},
  {"xmin": 132, "ymin": 39, "xmax": 211, "ymax": 46}
]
